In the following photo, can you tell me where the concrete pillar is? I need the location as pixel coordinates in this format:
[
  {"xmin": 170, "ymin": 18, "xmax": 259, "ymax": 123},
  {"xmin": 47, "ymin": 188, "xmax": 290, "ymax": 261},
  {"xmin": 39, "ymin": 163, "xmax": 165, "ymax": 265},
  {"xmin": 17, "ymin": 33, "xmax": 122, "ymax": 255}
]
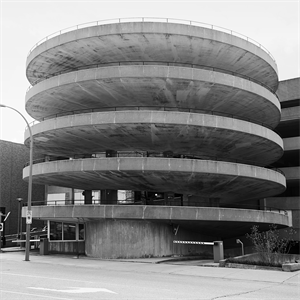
[
  {"xmin": 101, "ymin": 190, "xmax": 118, "ymax": 204},
  {"xmin": 260, "ymin": 198, "xmax": 267, "ymax": 210},
  {"xmin": 85, "ymin": 219, "xmax": 174, "ymax": 259},
  {"xmin": 83, "ymin": 190, "xmax": 93, "ymax": 204},
  {"xmin": 71, "ymin": 188, "xmax": 75, "ymax": 204}
]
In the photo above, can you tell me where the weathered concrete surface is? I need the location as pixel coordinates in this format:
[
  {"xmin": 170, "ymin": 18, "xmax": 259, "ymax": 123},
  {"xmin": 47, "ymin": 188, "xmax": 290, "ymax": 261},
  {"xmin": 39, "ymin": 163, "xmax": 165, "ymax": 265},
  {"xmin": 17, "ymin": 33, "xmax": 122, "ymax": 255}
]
[
  {"xmin": 282, "ymin": 263, "xmax": 300, "ymax": 272},
  {"xmin": 266, "ymin": 197, "xmax": 300, "ymax": 211},
  {"xmin": 279, "ymin": 167, "xmax": 300, "ymax": 180},
  {"xmin": 25, "ymin": 205, "xmax": 290, "ymax": 224},
  {"xmin": 26, "ymin": 22, "xmax": 278, "ymax": 90},
  {"xmin": 25, "ymin": 66, "xmax": 280, "ymax": 127},
  {"xmin": 86, "ymin": 220, "xmax": 174, "ymax": 258},
  {"xmin": 23, "ymin": 158, "xmax": 286, "ymax": 201},
  {"xmin": 280, "ymin": 106, "xmax": 300, "ymax": 122},
  {"xmin": 24, "ymin": 111, "xmax": 283, "ymax": 166},
  {"xmin": 24, "ymin": 205, "xmax": 290, "ymax": 241},
  {"xmin": 283, "ymin": 137, "xmax": 300, "ymax": 151},
  {"xmin": 277, "ymin": 77, "xmax": 300, "ymax": 102}
]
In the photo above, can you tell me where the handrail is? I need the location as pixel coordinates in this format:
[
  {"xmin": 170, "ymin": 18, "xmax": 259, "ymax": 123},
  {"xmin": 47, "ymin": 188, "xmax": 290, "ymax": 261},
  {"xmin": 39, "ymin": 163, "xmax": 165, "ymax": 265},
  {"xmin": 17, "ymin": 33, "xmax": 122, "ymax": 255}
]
[
  {"xmin": 27, "ymin": 17, "xmax": 276, "ymax": 64},
  {"xmin": 26, "ymin": 105, "xmax": 277, "ymax": 130},
  {"xmin": 23, "ymin": 152, "xmax": 286, "ymax": 176},
  {"xmin": 26, "ymin": 61, "xmax": 277, "ymax": 93},
  {"xmin": 23, "ymin": 199, "xmax": 287, "ymax": 215}
]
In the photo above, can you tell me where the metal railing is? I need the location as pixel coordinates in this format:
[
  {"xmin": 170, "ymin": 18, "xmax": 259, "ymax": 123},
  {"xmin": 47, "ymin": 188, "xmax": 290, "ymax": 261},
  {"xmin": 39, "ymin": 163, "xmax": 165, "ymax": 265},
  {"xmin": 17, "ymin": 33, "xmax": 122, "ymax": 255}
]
[
  {"xmin": 23, "ymin": 151, "xmax": 285, "ymax": 176},
  {"xmin": 26, "ymin": 105, "xmax": 278, "ymax": 130},
  {"xmin": 26, "ymin": 61, "xmax": 277, "ymax": 93},
  {"xmin": 27, "ymin": 17, "xmax": 276, "ymax": 64},
  {"xmin": 23, "ymin": 199, "xmax": 288, "ymax": 215}
]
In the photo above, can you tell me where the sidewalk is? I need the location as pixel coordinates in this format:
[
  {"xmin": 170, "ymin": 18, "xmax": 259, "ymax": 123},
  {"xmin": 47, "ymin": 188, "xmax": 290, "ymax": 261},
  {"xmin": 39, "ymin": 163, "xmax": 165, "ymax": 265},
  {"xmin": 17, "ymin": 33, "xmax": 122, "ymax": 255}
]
[
  {"xmin": 1, "ymin": 246, "xmax": 217, "ymax": 265},
  {"xmin": 1, "ymin": 248, "xmax": 299, "ymax": 285}
]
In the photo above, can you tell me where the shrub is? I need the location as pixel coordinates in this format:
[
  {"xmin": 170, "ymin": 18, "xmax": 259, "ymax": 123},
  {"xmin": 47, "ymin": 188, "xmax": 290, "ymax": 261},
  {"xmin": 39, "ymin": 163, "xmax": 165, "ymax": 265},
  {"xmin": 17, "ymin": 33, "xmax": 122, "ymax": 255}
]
[
  {"xmin": 246, "ymin": 225, "xmax": 296, "ymax": 265},
  {"xmin": 226, "ymin": 257, "xmax": 282, "ymax": 268}
]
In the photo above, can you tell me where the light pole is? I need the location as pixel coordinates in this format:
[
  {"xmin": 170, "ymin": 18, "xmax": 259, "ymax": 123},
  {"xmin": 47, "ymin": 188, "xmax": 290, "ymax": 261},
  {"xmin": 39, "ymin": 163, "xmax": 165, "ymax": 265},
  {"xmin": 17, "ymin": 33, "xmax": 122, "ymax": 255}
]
[
  {"xmin": 236, "ymin": 239, "xmax": 244, "ymax": 256},
  {"xmin": 16, "ymin": 198, "xmax": 23, "ymax": 240},
  {"xmin": 0, "ymin": 104, "xmax": 33, "ymax": 261}
]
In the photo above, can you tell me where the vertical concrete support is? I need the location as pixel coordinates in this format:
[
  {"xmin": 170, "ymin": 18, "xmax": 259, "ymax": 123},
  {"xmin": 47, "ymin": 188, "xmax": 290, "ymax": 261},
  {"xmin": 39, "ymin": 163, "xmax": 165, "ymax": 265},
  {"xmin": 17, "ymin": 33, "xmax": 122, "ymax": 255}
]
[
  {"xmin": 83, "ymin": 190, "xmax": 93, "ymax": 204},
  {"xmin": 85, "ymin": 219, "xmax": 174, "ymax": 258},
  {"xmin": 101, "ymin": 190, "xmax": 118, "ymax": 204},
  {"xmin": 71, "ymin": 188, "xmax": 75, "ymax": 204},
  {"xmin": 213, "ymin": 241, "xmax": 224, "ymax": 262},
  {"xmin": 44, "ymin": 185, "xmax": 48, "ymax": 205},
  {"xmin": 260, "ymin": 198, "xmax": 267, "ymax": 210}
]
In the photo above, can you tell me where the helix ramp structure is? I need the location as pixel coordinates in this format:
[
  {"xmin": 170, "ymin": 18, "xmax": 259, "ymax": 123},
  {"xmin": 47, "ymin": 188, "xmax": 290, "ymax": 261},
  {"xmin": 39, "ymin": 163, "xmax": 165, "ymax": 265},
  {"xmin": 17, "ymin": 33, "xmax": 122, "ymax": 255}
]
[{"xmin": 23, "ymin": 18, "xmax": 289, "ymax": 258}]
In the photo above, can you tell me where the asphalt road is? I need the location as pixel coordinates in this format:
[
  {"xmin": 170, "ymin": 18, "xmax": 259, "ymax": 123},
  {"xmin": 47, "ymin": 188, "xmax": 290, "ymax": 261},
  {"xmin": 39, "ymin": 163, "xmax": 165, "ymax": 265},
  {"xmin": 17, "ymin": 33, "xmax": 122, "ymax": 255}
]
[{"xmin": 0, "ymin": 251, "xmax": 299, "ymax": 300}]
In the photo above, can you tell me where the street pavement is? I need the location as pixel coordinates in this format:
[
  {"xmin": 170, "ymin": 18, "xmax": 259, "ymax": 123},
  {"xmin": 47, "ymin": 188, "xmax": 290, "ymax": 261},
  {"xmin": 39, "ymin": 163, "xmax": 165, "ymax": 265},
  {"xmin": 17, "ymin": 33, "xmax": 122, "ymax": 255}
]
[{"xmin": 0, "ymin": 248, "xmax": 299, "ymax": 299}]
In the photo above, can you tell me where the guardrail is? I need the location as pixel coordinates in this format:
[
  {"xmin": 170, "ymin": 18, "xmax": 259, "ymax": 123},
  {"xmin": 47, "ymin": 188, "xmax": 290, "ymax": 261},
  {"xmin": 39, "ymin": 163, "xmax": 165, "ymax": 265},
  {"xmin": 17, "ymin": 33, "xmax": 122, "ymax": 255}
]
[
  {"xmin": 27, "ymin": 17, "xmax": 276, "ymax": 64},
  {"xmin": 26, "ymin": 105, "xmax": 278, "ymax": 130},
  {"xmin": 26, "ymin": 61, "xmax": 277, "ymax": 93},
  {"xmin": 23, "ymin": 199, "xmax": 288, "ymax": 215},
  {"xmin": 23, "ymin": 152, "xmax": 285, "ymax": 176}
]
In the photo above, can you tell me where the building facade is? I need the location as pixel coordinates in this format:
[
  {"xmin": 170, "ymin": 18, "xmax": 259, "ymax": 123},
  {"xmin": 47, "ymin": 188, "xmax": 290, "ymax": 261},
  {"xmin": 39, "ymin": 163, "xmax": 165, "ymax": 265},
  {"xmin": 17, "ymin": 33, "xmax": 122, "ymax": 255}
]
[
  {"xmin": 267, "ymin": 78, "xmax": 300, "ymax": 250},
  {"xmin": 22, "ymin": 19, "xmax": 292, "ymax": 258},
  {"xmin": 0, "ymin": 140, "xmax": 45, "ymax": 243}
]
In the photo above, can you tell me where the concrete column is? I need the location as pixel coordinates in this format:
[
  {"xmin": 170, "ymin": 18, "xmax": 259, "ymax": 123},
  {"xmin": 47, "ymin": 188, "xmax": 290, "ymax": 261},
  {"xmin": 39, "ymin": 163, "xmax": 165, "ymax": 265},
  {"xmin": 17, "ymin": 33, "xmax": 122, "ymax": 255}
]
[
  {"xmin": 260, "ymin": 198, "xmax": 267, "ymax": 210},
  {"xmin": 44, "ymin": 185, "xmax": 48, "ymax": 205},
  {"xmin": 83, "ymin": 190, "xmax": 93, "ymax": 204},
  {"xmin": 71, "ymin": 188, "xmax": 75, "ymax": 204}
]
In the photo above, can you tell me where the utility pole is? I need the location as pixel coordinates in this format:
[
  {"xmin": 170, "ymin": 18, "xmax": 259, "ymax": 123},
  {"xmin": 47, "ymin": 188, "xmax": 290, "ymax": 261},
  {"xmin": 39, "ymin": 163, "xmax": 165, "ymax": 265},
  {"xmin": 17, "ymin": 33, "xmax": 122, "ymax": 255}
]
[{"xmin": 0, "ymin": 213, "xmax": 2, "ymax": 252}]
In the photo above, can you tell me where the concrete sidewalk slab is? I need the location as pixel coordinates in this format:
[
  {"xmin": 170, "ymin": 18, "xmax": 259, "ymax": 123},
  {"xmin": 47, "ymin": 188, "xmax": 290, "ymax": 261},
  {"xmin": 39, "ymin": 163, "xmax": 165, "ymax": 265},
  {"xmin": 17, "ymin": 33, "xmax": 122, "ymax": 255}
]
[{"xmin": 1, "ymin": 250, "xmax": 299, "ymax": 285}]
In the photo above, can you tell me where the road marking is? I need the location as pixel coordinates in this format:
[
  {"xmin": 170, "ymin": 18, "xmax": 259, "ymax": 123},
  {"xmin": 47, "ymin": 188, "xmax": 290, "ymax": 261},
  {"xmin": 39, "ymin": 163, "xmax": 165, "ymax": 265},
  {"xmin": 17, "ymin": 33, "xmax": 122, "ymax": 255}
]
[
  {"xmin": 29, "ymin": 287, "xmax": 117, "ymax": 294},
  {"xmin": 2, "ymin": 272, "xmax": 98, "ymax": 283},
  {"xmin": 0, "ymin": 289, "xmax": 71, "ymax": 299}
]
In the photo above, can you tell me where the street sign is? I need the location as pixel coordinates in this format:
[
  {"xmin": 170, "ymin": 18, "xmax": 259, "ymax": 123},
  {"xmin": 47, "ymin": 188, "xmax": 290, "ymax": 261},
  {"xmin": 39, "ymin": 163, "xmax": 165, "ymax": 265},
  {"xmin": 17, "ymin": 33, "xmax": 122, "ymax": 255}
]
[
  {"xmin": 26, "ymin": 210, "xmax": 32, "ymax": 224},
  {"xmin": 0, "ymin": 223, "xmax": 3, "ymax": 232}
]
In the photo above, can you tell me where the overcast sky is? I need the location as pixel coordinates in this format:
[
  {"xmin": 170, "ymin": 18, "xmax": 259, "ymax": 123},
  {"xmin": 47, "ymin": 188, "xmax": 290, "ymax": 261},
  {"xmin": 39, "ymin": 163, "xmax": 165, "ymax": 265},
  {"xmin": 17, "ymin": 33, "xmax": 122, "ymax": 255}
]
[{"xmin": 0, "ymin": 0, "xmax": 299, "ymax": 144}]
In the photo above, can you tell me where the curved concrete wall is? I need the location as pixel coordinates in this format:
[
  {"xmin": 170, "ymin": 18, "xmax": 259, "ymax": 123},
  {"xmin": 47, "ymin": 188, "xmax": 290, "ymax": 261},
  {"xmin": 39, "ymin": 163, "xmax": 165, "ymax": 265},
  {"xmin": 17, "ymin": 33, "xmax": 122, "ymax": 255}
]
[
  {"xmin": 27, "ymin": 204, "xmax": 290, "ymax": 257},
  {"xmin": 25, "ymin": 111, "xmax": 283, "ymax": 166},
  {"xmin": 26, "ymin": 22, "xmax": 278, "ymax": 90},
  {"xmin": 28, "ymin": 205, "xmax": 290, "ymax": 226},
  {"xmin": 25, "ymin": 66, "xmax": 280, "ymax": 126},
  {"xmin": 85, "ymin": 220, "xmax": 174, "ymax": 258},
  {"xmin": 23, "ymin": 158, "xmax": 286, "ymax": 201}
]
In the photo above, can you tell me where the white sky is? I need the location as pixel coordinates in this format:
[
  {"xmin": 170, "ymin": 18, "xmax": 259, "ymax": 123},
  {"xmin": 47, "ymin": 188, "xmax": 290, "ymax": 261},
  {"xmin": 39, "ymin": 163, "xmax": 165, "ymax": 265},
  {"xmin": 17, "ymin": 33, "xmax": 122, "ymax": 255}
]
[{"xmin": 0, "ymin": 0, "xmax": 299, "ymax": 144}]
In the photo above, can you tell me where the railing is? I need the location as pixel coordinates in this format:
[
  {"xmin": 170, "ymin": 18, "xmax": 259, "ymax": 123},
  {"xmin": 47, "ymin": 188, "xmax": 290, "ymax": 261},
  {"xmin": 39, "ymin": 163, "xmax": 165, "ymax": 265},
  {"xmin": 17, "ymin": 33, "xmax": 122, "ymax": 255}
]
[
  {"xmin": 26, "ymin": 105, "xmax": 278, "ymax": 130},
  {"xmin": 26, "ymin": 61, "xmax": 277, "ymax": 93},
  {"xmin": 27, "ymin": 17, "xmax": 276, "ymax": 64},
  {"xmin": 23, "ymin": 199, "xmax": 288, "ymax": 215},
  {"xmin": 23, "ymin": 151, "xmax": 286, "ymax": 176}
]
